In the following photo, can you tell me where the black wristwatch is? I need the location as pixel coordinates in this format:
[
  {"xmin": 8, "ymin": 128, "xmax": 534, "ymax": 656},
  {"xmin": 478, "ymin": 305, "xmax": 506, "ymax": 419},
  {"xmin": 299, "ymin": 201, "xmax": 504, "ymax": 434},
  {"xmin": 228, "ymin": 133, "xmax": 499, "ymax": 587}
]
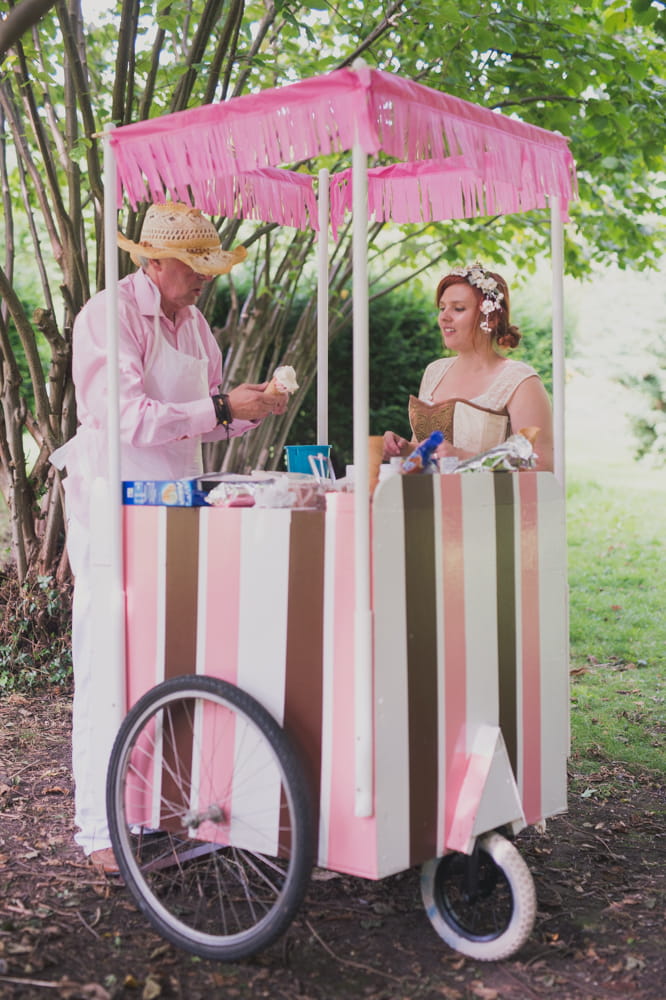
[{"xmin": 211, "ymin": 393, "xmax": 233, "ymax": 436}]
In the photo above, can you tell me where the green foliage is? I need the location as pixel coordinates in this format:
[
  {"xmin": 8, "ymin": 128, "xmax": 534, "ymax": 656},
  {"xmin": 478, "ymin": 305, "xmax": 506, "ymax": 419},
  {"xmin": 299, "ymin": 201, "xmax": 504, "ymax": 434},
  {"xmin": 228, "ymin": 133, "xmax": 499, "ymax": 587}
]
[
  {"xmin": 567, "ymin": 476, "xmax": 666, "ymax": 775},
  {"xmin": 0, "ymin": 572, "xmax": 72, "ymax": 692},
  {"xmin": 619, "ymin": 364, "xmax": 666, "ymax": 465},
  {"xmin": 0, "ymin": 218, "xmax": 54, "ymax": 412},
  {"xmin": 631, "ymin": 0, "xmax": 666, "ymax": 38}
]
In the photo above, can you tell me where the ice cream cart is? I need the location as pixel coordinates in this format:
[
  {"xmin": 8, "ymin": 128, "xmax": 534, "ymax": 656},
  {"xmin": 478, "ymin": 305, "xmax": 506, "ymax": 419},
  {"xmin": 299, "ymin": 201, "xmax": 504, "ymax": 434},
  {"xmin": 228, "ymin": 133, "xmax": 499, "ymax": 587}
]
[{"xmin": 96, "ymin": 64, "xmax": 576, "ymax": 962}]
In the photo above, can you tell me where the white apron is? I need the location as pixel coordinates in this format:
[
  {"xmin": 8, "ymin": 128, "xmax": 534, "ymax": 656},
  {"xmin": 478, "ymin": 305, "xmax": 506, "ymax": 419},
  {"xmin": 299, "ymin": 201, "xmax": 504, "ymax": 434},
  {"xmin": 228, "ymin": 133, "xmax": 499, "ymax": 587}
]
[{"xmin": 122, "ymin": 323, "xmax": 209, "ymax": 480}]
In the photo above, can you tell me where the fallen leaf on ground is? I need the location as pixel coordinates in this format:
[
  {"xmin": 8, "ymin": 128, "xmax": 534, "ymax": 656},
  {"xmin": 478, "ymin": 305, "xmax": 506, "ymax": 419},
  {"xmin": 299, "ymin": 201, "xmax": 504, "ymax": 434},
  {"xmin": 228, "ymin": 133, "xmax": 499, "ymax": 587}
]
[{"xmin": 470, "ymin": 983, "xmax": 499, "ymax": 1000}]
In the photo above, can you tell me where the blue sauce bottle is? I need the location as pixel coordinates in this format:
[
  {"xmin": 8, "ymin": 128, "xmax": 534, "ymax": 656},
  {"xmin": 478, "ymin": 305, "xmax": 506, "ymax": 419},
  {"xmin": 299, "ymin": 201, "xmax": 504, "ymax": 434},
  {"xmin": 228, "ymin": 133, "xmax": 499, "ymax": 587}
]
[{"xmin": 400, "ymin": 430, "xmax": 444, "ymax": 474}]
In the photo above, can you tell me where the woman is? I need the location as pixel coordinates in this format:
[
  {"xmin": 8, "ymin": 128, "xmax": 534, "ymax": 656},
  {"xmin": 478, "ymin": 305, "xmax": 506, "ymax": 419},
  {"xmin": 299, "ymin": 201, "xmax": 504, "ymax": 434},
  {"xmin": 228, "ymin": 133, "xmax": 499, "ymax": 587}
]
[{"xmin": 383, "ymin": 264, "xmax": 554, "ymax": 472}]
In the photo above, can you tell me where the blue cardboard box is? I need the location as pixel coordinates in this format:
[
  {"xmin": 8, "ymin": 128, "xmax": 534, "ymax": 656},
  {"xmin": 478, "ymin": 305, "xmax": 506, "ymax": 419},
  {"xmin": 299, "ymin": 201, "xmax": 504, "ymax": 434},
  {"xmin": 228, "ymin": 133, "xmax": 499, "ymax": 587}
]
[{"xmin": 122, "ymin": 478, "xmax": 208, "ymax": 507}]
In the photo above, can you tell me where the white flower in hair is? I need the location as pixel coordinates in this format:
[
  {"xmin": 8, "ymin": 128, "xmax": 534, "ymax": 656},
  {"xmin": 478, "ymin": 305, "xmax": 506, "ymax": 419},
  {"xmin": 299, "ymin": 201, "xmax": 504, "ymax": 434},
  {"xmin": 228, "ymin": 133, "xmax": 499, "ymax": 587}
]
[{"xmin": 450, "ymin": 262, "xmax": 504, "ymax": 331}]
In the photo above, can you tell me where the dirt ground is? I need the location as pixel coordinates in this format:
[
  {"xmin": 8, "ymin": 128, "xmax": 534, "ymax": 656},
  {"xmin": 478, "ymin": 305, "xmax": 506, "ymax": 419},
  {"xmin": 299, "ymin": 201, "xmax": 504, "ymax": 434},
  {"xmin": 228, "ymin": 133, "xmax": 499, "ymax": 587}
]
[{"xmin": 0, "ymin": 690, "xmax": 663, "ymax": 1000}]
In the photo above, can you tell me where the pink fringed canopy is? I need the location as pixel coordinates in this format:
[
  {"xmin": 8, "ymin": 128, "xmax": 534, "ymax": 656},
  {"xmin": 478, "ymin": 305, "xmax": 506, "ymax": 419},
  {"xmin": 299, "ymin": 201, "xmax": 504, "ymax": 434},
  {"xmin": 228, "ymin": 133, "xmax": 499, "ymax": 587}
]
[{"xmin": 109, "ymin": 67, "xmax": 577, "ymax": 232}]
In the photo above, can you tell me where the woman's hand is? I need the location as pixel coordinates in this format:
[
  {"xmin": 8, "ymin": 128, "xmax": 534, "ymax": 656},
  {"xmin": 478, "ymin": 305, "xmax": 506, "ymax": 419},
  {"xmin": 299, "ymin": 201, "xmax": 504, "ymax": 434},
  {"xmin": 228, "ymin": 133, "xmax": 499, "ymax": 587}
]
[
  {"xmin": 383, "ymin": 431, "xmax": 411, "ymax": 461},
  {"xmin": 436, "ymin": 440, "xmax": 464, "ymax": 460},
  {"xmin": 435, "ymin": 440, "xmax": 479, "ymax": 463}
]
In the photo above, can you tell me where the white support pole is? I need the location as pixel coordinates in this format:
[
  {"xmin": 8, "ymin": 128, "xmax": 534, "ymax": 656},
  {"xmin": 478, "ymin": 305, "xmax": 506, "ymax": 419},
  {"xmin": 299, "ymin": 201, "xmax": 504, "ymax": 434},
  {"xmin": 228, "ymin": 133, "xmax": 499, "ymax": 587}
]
[
  {"xmin": 316, "ymin": 168, "xmax": 330, "ymax": 446},
  {"xmin": 352, "ymin": 135, "xmax": 373, "ymax": 819},
  {"xmin": 550, "ymin": 199, "xmax": 566, "ymax": 488},
  {"xmin": 102, "ymin": 126, "xmax": 126, "ymax": 725}
]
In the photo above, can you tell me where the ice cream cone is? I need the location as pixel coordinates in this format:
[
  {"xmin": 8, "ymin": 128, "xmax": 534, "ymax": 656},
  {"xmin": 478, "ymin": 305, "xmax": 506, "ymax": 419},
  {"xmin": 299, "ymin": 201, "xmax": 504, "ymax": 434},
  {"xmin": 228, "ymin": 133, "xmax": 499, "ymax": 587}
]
[
  {"xmin": 265, "ymin": 378, "xmax": 287, "ymax": 398},
  {"xmin": 265, "ymin": 364, "xmax": 299, "ymax": 398}
]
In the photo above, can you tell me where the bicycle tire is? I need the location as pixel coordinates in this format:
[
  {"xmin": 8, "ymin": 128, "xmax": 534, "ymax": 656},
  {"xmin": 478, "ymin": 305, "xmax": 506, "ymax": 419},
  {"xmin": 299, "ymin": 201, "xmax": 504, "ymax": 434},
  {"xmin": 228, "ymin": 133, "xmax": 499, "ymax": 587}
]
[{"xmin": 106, "ymin": 674, "xmax": 314, "ymax": 960}]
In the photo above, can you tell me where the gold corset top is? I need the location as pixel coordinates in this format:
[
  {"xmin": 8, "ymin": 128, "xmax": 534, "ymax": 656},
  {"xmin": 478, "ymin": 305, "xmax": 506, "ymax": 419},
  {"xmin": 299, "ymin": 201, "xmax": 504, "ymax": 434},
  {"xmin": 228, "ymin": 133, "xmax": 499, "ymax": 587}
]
[{"xmin": 408, "ymin": 395, "xmax": 510, "ymax": 453}]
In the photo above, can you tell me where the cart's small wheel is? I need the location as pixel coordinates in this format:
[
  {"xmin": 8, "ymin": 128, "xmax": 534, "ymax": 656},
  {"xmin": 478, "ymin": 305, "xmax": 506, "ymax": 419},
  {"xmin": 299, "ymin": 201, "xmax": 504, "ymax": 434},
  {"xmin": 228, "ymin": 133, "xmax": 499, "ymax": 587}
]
[
  {"xmin": 106, "ymin": 674, "xmax": 314, "ymax": 961},
  {"xmin": 421, "ymin": 832, "xmax": 536, "ymax": 961}
]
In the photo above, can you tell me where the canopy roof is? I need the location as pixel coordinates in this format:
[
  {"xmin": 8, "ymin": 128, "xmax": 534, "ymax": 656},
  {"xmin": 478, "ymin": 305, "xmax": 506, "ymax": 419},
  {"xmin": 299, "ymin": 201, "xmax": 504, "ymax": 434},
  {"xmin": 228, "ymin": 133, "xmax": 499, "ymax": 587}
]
[{"xmin": 109, "ymin": 66, "xmax": 577, "ymax": 233}]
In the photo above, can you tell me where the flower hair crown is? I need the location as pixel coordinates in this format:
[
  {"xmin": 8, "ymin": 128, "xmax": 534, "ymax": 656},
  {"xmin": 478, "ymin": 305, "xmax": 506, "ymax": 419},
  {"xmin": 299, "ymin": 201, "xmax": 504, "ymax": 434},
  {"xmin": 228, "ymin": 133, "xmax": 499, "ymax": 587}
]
[{"xmin": 449, "ymin": 262, "xmax": 504, "ymax": 331}]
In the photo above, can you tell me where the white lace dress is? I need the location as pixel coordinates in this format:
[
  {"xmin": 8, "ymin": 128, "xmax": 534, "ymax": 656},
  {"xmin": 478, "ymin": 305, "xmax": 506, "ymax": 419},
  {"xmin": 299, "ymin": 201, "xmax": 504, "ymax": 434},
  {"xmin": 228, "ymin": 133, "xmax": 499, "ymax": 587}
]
[{"xmin": 409, "ymin": 357, "xmax": 539, "ymax": 454}]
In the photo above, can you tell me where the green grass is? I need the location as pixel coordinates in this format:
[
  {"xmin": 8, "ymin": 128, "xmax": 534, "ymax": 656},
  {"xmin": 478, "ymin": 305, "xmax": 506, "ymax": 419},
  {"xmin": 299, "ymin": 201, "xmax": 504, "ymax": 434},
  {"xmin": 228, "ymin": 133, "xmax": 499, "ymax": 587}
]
[{"xmin": 567, "ymin": 475, "xmax": 666, "ymax": 778}]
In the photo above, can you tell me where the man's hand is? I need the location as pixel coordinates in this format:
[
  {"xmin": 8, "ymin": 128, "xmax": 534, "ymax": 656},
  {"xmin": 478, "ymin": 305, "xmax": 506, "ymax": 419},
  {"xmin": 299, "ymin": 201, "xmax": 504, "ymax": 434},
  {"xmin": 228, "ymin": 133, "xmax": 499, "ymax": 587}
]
[{"xmin": 227, "ymin": 383, "xmax": 288, "ymax": 420}]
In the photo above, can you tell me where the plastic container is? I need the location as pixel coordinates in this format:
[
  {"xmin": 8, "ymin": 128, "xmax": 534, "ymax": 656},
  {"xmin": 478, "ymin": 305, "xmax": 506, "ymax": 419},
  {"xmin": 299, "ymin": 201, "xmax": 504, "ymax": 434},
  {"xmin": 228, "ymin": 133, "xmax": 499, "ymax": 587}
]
[{"xmin": 284, "ymin": 445, "xmax": 332, "ymax": 475}]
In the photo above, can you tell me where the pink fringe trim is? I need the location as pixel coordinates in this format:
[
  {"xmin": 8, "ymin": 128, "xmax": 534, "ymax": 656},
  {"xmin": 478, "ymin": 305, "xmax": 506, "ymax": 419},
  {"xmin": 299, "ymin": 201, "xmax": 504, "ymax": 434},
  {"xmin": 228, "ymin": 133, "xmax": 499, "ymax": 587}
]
[{"xmin": 110, "ymin": 67, "xmax": 576, "ymax": 229}]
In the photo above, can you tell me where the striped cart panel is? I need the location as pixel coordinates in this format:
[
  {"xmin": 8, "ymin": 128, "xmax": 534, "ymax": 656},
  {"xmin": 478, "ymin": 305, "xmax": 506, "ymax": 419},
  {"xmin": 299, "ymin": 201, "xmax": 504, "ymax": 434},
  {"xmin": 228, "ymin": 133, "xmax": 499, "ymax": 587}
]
[
  {"xmin": 371, "ymin": 471, "xmax": 568, "ymax": 867},
  {"xmin": 122, "ymin": 471, "xmax": 568, "ymax": 878},
  {"xmin": 319, "ymin": 495, "xmax": 379, "ymax": 876}
]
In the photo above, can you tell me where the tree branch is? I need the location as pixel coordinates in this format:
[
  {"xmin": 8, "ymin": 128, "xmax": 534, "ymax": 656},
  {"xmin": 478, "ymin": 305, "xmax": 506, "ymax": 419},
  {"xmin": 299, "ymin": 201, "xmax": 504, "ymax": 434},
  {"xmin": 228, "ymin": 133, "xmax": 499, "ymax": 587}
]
[
  {"xmin": 203, "ymin": 0, "xmax": 245, "ymax": 105},
  {"xmin": 171, "ymin": 0, "xmax": 228, "ymax": 112},
  {"xmin": 493, "ymin": 94, "xmax": 586, "ymax": 109},
  {"xmin": 336, "ymin": 0, "xmax": 405, "ymax": 68},
  {"xmin": 0, "ymin": 0, "xmax": 58, "ymax": 62}
]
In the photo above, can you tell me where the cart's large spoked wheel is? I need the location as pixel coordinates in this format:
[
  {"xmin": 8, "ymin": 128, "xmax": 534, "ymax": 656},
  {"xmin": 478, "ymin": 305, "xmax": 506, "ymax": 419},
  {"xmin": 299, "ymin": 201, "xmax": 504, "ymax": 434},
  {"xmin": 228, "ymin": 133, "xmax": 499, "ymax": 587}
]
[
  {"xmin": 106, "ymin": 675, "xmax": 314, "ymax": 961},
  {"xmin": 421, "ymin": 832, "xmax": 536, "ymax": 961}
]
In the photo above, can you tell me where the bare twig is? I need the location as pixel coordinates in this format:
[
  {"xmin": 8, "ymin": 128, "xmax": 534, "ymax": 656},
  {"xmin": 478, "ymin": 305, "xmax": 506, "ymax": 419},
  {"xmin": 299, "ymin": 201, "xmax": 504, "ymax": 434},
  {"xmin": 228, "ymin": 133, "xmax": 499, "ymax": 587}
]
[
  {"xmin": 0, "ymin": 976, "xmax": 63, "ymax": 989},
  {"xmin": 305, "ymin": 918, "xmax": 404, "ymax": 983},
  {"xmin": 76, "ymin": 907, "xmax": 102, "ymax": 940}
]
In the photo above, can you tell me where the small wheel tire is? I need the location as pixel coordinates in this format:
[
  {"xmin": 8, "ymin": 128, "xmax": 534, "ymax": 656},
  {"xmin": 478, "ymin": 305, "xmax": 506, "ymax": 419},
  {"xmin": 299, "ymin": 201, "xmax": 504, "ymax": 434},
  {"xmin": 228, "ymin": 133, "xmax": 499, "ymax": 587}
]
[
  {"xmin": 421, "ymin": 832, "xmax": 536, "ymax": 961},
  {"xmin": 106, "ymin": 674, "xmax": 314, "ymax": 961}
]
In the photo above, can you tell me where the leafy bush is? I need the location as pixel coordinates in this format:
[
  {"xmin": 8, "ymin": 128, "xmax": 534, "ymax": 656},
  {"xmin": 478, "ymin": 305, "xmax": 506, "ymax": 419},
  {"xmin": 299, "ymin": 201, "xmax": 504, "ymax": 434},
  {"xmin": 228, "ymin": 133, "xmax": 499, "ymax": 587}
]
[{"xmin": 0, "ymin": 570, "xmax": 72, "ymax": 692}]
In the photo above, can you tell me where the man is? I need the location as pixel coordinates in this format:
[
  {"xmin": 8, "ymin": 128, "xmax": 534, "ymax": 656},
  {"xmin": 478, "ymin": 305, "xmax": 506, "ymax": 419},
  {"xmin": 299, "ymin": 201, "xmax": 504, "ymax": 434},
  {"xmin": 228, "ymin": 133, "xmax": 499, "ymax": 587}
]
[{"xmin": 52, "ymin": 202, "xmax": 283, "ymax": 872}]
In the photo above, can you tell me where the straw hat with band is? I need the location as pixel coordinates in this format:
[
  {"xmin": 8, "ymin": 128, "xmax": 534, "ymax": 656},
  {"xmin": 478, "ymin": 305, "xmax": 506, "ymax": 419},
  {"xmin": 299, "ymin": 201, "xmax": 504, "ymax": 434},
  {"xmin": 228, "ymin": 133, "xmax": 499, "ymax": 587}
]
[{"xmin": 117, "ymin": 201, "xmax": 247, "ymax": 276}]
